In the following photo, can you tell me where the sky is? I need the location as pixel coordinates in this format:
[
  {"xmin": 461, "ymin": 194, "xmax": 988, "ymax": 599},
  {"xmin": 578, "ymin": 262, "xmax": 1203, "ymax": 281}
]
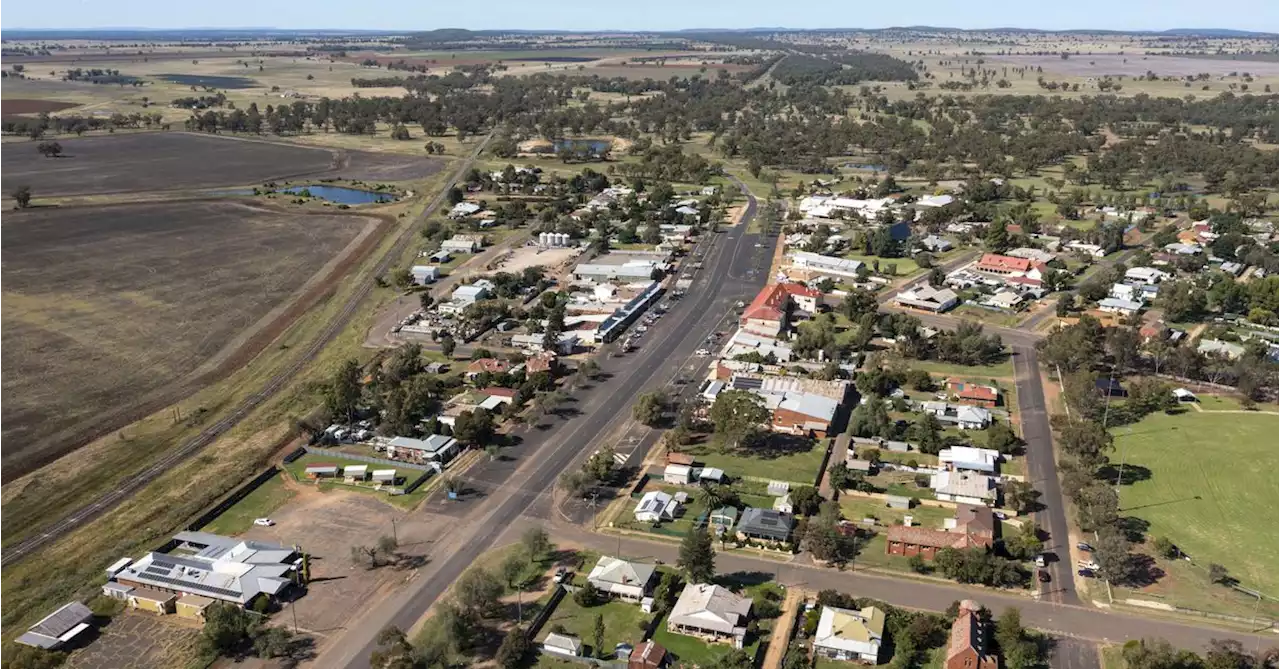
[{"xmin": 2, "ymin": 0, "xmax": 1278, "ymax": 33}]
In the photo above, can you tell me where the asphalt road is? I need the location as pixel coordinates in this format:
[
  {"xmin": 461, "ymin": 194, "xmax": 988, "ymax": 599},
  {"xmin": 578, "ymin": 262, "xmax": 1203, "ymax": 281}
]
[
  {"xmin": 320, "ymin": 178, "xmax": 767, "ymax": 669},
  {"xmin": 551, "ymin": 524, "xmax": 1275, "ymax": 654},
  {"xmin": 0, "ymin": 134, "xmax": 495, "ymax": 567}
]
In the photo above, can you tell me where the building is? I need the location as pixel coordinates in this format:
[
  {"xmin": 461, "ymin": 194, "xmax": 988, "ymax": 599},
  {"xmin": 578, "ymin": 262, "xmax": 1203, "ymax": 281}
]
[
  {"xmin": 511, "ymin": 331, "xmax": 579, "ymax": 355},
  {"xmin": 304, "ymin": 464, "xmax": 338, "ymax": 478},
  {"xmin": 635, "ymin": 491, "xmax": 679, "ymax": 523},
  {"xmin": 587, "ymin": 556, "xmax": 657, "ymax": 601},
  {"xmin": 1097, "ymin": 297, "xmax": 1143, "ymax": 317},
  {"xmin": 921, "ymin": 235, "xmax": 953, "ymax": 253},
  {"xmin": 344, "ymin": 464, "xmax": 368, "ymax": 482},
  {"xmin": 739, "ymin": 282, "xmax": 819, "ymax": 337},
  {"xmin": 931, "ymin": 471, "xmax": 998, "ymax": 506},
  {"xmin": 441, "ymin": 234, "xmax": 484, "ymax": 253},
  {"xmin": 543, "ymin": 632, "xmax": 584, "ymax": 657},
  {"xmin": 769, "ymin": 392, "xmax": 841, "ymax": 438},
  {"xmin": 1198, "ymin": 338, "xmax": 1246, "ymax": 359},
  {"xmin": 886, "ymin": 504, "xmax": 994, "ymax": 559},
  {"xmin": 920, "ymin": 402, "xmax": 992, "ymax": 430},
  {"xmin": 946, "ymin": 381, "xmax": 999, "ymax": 407},
  {"xmin": 175, "ymin": 594, "xmax": 215, "ymax": 621},
  {"xmin": 813, "ymin": 605, "xmax": 886, "ymax": 664},
  {"xmin": 982, "ymin": 290, "xmax": 1023, "ymax": 311},
  {"xmin": 465, "ymin": 357, "xmax": 511, "ymax": 379},
  {"xmin": 895, "ymin": 286, "xmax": 959, "ymax": 313},
  {"xmin": 410, "ymin": 265, "xmax": 440, "ymax": 285},
  {"xmin": 938, "ymin": 446, "xmax": 1001, "ymax": 473},
  {"xmin": 917, "ymin": 194, "xmax": 955, "ymax": 208},
  {"xmin": 525, "ymin": 350, "xmax": 559, "ymax": 375},
  {"xmin": 16, "ymin": 602, "xmax": 95, "ymax": 650},
  {"xmin": 451, "ymin": 283, "xmax": 491, "ymax": 306},
  {"xmin": 1064, "ymin": 241, "xmax": 1105, "ymax": 257},
  {"xmin": 945, "ymin": 601, "xmax": 999, "ymax": 669},
  {"xmin": 110, "ymin": 532, "xmax": 299, "ymax": 608},
  {"xmin": 710, "ymin": 507, "xmax": 740, "ymax": 535},
  {"xmin": 1006, "ymin": 248, "xmax": 1055, "ymax": 263},
  {"xmin": 573, "ymin": 252, "xmax": 667, "ymax": 283},
  {"xmin": 629, "ymin": 640, "xmax": 669, "ymax": 669},
  {"xmin": 1125, "ymin": 267, "xmax": 1169, "ymax": 284},
  {"xmin": 736, "ymin": 507, "xmax": 794, "ymax": 543},
  {"xmin": 667, "ymin": 583, "xmax": 752, "ymax": 647},
  {"xmin": 788, "ymin": 251, "xmax": 865, "ymax": 280},
  {"xmin": 664, "ymin": 464, "xmax": 694, "ymax": 485},
  {"xmin": 386, "ymin": 434, "xmax": 459, "ymax": 463},
  {"xmin": 976, "ymin": 254, "xmax": 1034, "ymax": 275},
  {"xmin": 448, "ymin": 202, "xmax": 481, "ymax": 219}
]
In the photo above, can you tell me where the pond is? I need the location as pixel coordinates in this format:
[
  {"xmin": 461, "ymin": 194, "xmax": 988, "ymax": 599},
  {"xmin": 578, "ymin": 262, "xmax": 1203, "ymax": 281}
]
[
  {"xmin": 158, "ymin": 74, "xmax": 259, "ymax": 89},
  {"xmin": 553, "ymin": 138, "xmax": 612, "ymax": 154},
  {"xmin": 282, "ymin": 185, "xmax": 396, "ymax": 204}
]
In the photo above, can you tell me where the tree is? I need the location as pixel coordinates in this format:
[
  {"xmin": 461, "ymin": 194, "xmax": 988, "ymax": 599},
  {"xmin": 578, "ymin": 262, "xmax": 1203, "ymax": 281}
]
[
  {"xmin": 912, "ymin": 412, "xmax": 942, "ymax": 454},
  {"xmin": 455, "ymin": 566, "xmax": 504, "ymax": 617},
  {"xmin": 500, "ymin": 550, "xmax": 527, "ymax": 588},
  {"xmin": 326, "ymin": 358, "xmax": 362, "ymax": 422},
  {"xmin": 984, "ymin": 220, "xmax": 1010, "ymax": 253},
  {"xmin": 789, "ymin": 485, "xmax": 823, "ymax": 516},
  {"xmin": 1094, "ymin": 526, "xmax": 1135, "ymax": 585},
  {"xmin": 678, "ymin": 524, "xmax": 716, "ymax": 583},
  {"xmin": 521, "ymin": 526, "xmax": 552, "ymax": 563},
  {"xmin": 351, "ymin": 544, "xmax": 381, "ymax": 569},
  {"xmin": 653, "ymin": 571, "xmax": 682, "ymax": 611},
  {"xmin": 36, "ymin": 141, "xmax": 62, "ymax": 158},
  {"xmin": 1003, "ymin": 521, "xmax": 1043, "ymax": 561},
  {"xmin": 446, "ymin": 186, "xmax": 464, "ymax": 205},
  {"xmin": 377, "ymin": 534, "xmax": 399, "ymax": 557},
  {"xmin": 200, "ymin": 602, "xmax": 259, "ymax": 658},
  {"xmin": 574, "ymin": 581, "xmax": 603, "ymax": 607},
  {"xmin": 592, "ymin": 612, "xmax": 606, "ymax": 658},
  {"xmin": 252, "ymin": 627, "xmax": 294, "ymax": 660},
  {"xmin": 1003, "ymin": 480, "xmax": 1041, "ymax": 513},
  {"xmin": 1152, "ymin": 536, "xmax": 1177, "ymax": 560},
  {"xmin": 986, "ymin": 420, "xmax": 1020, "ymax": 455},
  {"xmin": 496, "ymin": 627, "xmax": 533, "ymax": 669},
  {"xmin": 1075, "ymin": 483, "xmax": 1119, "ymax": 531},
  {"xmin": 632, "ymin": 390, "xmax": 668, "ymax": 427},
  {"xmin": 1208, "ymin": 563, "xmax": 1230, "ymax": 586},
  {"xmin": 11, "ymin": 185, "xmax": 32, "ymax": 209},
  {"xmin": 452, "ymin": 408, "xmax": 495, "ymax": 446},
  {"xmin": 440, "ymin": 334, "xmax": 456, "ymax": 359},
  {"xmin": 1160, "ymin": 280, "xmax": 1207, "ymax": 323},
  {"xmin": 708, "ymin": 390, "xmax": 769, "ymax": 451}
]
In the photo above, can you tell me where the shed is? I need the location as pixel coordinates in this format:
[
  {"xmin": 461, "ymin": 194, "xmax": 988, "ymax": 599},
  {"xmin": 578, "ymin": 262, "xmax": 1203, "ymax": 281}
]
[
  {"xmin": 886, "ymin": 495, "xmax": 912, "ymax": 510},
  {"xmin": 16, "ymin": 602, "xmax": 95, "ymax": 650},
  {"xmin": 344, "ymin": 465, "xmax": 369, "ymax": 481},
  {"xmin": 105, "ymin": 557, "xmax": 133, "ymax": 578},
  {"xmin": 664, "ymin": 464, "xmax": 694, "ymax": 485},
  {"xmin": 371, "ymin": 469, "xmax": 398, "ymax": 483},
  {"xmin": 305, "ymin": 465, "xmax": 339, "ymax": 478},
  {"xmin": 102, "ymin": 582, "xmax": 134, "ymax": 600},
  {"xmin": 767, "ymin": 481, "xmax": 790, "ymax": 496},
  {"xmin": 847, "ymin": 458, "xmax": 873, "ymax": 472},
  {"xmin": 543, "ymin": 632, "xmax": 583, "ymax": 657},
  {"xmin": 697, "ymin": 467, "xmax": 726, "ymax": 483},
  {"xmin": 1172, "ymin": 388, "xmax": 1198, "ymax": 403}
]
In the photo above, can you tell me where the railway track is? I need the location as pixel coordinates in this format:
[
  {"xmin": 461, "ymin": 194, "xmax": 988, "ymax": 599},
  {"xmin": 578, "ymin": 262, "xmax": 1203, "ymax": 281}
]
[{"xmin": 1, "ymin": 134, "xmax": 493, "ymax": 567}]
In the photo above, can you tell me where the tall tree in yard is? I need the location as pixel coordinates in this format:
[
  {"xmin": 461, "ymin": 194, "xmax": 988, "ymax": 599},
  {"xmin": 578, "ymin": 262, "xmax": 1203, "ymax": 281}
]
[
  {"xmin": 327, "ymin": 358, "xmax": 362, "ymax": 422},
  {"xmin": 708, "ymin": 390, "xmax": 769, "ymax": 451},
  {"xmin": 678, "ymin": 524, "xmax": 716, "ymax": 583},
  {"xmin": 592, "ymin": 613, "xmax": 606, "ymax": 658}
]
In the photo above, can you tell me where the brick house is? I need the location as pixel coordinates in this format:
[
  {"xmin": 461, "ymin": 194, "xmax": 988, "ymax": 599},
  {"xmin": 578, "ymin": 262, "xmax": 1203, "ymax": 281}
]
[
  {"xmin": 946, "ymin": 380, "xmax": 1000, "ymax": 408},
  {"xmin": 885, "ymin": 504, "xmax": 994, "ymax": 559},
  {"xmin": 945, "ymin": 600, "xmax": 998, "ymax": 669},
  {"xmin": 976, "ymin": 253, "xmax": 1033, "ymax": 275}
]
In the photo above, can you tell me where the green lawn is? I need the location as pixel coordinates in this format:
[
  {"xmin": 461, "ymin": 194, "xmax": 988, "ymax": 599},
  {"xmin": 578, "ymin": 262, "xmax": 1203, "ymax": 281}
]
[
  {"xmin": 1110, "ymin": 410, "xmax": 1278, "ymax": 598},
  {"xmin": 540, "ymin": 597, "xmax": 649, "ymax": 657},
  {"xmin": 677, "ymin": 439, "xmax": 828, "ymax": 486},
  {"xmin": 201, "ymin": 474, "xmax": 296, "ymax": 536},
  {"xmin": 283, "ymin": 452, "xmax": 431, "ymax": 509},
  {"xmin": 839, "ymin": 496, "xmax": 953, "ymax": 529},
  {"xmin": 903, "ymin": 358, "xmax": 1015, "ymax": 380},
  {"xmin": 842, "ymin": 253, "xmax": 922, "ymax": 278}
]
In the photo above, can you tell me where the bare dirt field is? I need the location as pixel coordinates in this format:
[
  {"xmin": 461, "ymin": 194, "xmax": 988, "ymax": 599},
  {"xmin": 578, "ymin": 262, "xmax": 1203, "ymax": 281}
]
[
  {"xmin": 63, "ymin": 610, "xmax": 201, "ymax": 669},
  {"xmin": 989, "ymin": 53, "xmax": 1275, "ymax": 78},
  {"xmin": 0, "ymin": 98, "xmax": 81, "ymax": 120},
  {"xmin": 1, "ymin": 132, "xmax": 446, "ymax": 196},
  {"xmin": 493, "ymin": 244, "xmax": 583, "ymax": 275},
  {"xmin": 238, "ymin": 487, "xmax": 453, "ymax": 636},
  {"xmin": 1, "ymin": 200, "xmax": 379, "ymax": 478}
]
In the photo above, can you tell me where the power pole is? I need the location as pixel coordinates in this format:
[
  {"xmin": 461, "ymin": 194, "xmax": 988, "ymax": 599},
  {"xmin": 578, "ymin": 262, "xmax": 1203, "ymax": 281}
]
[{"xmin": 391, "ymin": 518, "xmax": 398, "ymax": 545}]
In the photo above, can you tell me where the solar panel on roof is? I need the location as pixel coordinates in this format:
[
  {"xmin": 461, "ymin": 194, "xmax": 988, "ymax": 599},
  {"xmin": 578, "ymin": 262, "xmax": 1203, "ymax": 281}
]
[{"xmin": 135, "ymin": 573, "xmax": 241, "ymax": 599}]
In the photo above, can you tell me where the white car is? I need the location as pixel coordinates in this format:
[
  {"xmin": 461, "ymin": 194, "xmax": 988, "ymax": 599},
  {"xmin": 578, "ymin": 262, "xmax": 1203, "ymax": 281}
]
[
  {"xmin": 695, "ymin": 349, "xmax": 710, "ymax": 356},
  {"xmin": 253, "ymin": 518, "xmax": 275, "ymax": 527}
]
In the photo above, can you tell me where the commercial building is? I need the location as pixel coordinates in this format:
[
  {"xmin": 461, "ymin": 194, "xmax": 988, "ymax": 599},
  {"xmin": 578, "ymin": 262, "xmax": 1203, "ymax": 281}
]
[
  {"xmin": 109, "ymin": 532, "xmax": 300, "ymax": 609},
  {"xmin": 945, "ymin": 601, "xmax": 999, "ymax": 669},
  {"xmin": 385, "ymin": 434, "xmax": 459, "ymax": 464},
  {"xmin": 787, "ymin": 251, "xmax": 865, "ymax": 280}
]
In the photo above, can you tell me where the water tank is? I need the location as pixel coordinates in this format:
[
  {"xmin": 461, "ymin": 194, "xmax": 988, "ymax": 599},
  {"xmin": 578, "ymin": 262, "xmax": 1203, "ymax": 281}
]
[
  {"xmin": 556, "ymin": 232, "xmax": 569, "ymax": 246},
  {"xmin": 539, "ymin": 232, "xmax": 551, "ymax": 246}
]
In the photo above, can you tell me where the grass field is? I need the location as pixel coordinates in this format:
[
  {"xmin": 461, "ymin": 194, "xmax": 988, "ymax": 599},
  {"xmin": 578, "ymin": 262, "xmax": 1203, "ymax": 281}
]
[
  {"xmin": 538, "ymin": 597, "xmax": 649, "ymax": 656},
  {"xmin": 901, "ymin": 358, "xmax": 1015, "ymax": 380},
  {"xmin": 676, "ymin": 438, "xmax": 829, "ymax": 486},
  {"xmin": 201, "ymin": 474, "xmax": 296, "ymax": 535},
  {"xmin": 1110, "ymin": 409, "xmax": 1278, "ymax": 598}
]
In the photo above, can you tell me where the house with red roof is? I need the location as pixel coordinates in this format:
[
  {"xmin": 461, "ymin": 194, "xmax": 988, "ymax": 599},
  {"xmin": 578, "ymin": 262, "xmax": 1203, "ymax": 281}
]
[
  {"xmin": 976, "ymin": 254, "xmax": 1033, "ymax": 275},
  {"xmin": 466, "ymin": 358, "xmax": 511, "ymax": 381},
  {"xmin": 739, "ymin": 282, "xmax": 820, "ymax": 337},
  {"xmin": 946, "ymin": 380, "xmax": 1000, "ymax": 407}
]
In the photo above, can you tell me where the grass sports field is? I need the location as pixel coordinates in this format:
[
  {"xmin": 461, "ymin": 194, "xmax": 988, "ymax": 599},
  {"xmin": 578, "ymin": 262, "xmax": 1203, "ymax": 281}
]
[{"xmin": 1111, "ymin": 408, "xmax": 1278, "ymax": 597}]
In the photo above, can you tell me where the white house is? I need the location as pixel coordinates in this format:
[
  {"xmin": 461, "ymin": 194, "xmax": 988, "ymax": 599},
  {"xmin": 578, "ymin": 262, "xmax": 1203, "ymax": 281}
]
[
  {"xmin": 920, "ymin": 402, "xmax": 992, "ymax": 430},
  {"xmin": 931, "ymin": 470, "xmax": 998, "ymax": 506},
  {"xmin": 895, "ymin": 286, "xmax": 959, "ymax": 313},
  {"xmin": 448, "ymin": 202, "xmax": 481, "ymax": 219},
  {"xmin": 938, "ymin": 446, "xmax": 1001, "ymax": 473},
  {"xmin": 1098, "ymin": 297, "xmax": 1143, "ymax": 316},
  {"xmin": 587, "ymin": 556, "xmax": 656, "ymax": 601},
  {"xmin": 1064, "ymin": 241, "xmax": 1105, "ymax": 257},
  {"xmin": 916, "ymin": 194, "xmax": 955, "ymax": 208},
  {"xmin": 813, "ymin": 606, "xmax": 885, "ymax": 664},
  {"xmin": 634, "ymin": 491, "xmax": 679, "ymax": 523},
  {"xmin": 788, "ymin": 251, "xmax": 864, "ymax": 280},
  {"xmin": 1109, "ymin": 283, "xmax": 1144, "ymax": 303},
  {"xmin": 1125, "ymin": 267, "xmax": 1169, "ymax": 284},
  {"xmin": 543, "ymin": 633, "xmax": 583, "ymax": 657}
]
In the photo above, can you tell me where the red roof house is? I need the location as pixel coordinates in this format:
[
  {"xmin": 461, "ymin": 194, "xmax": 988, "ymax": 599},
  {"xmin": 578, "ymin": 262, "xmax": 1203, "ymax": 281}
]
[
  {"xmin": 466, "ymin": 358, "xmax": 511, "ymax": 378},
  {"xmin": 947, "ymin": 380, "xmax": 1000, "ymax": 407},
  {"xmin": 945, "ymin": 601, "xmax": 998, "ymax": 669},
  {"xmin": 976, "ymin": 253, "xmax": 1033, "ymax": 275},
  {"xmin": 740, "ymin": 283, "xmax": 793, "ymax": 336}
]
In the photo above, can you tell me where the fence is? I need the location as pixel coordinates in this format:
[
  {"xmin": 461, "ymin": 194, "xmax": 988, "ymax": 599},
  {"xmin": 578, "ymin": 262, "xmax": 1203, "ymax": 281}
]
[
  {"xmin": 301, "ymin": 445, "xmax": 432, "ymax": 470},
  {"xmin": 186, "ymin": 466, "xmax": 282, "ymax": 532},
  {"xmin": 526, "ymin": 584, "xmax": 566, "ymax": 640}
]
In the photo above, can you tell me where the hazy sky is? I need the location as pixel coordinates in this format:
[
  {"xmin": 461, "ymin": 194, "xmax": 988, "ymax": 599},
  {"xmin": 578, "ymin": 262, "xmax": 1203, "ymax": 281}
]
[{"xmin": 3, "ymin": 0, "xmax": 1278, "ymax": 33}]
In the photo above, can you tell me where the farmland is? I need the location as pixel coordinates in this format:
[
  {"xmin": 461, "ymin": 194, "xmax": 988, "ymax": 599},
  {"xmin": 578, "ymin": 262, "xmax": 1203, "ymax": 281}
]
[
  {"xmin": 1, "ymin": 199, "xmax": 378, "ymax": 477},
  {"xmin": 1, "ymin": 132, "xmax": 444, "ymax": 197}
]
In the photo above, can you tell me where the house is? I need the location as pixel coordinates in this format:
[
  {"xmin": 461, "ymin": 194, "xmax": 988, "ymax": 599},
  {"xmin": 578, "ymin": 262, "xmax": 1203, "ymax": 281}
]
[
  {"xmin": 921, "ymin": 235, "xmax": 953, "ymax": 253},
  {"xmin": 634, "ymin": 491, "xmax": 679, "ymax": 523},
  {"xmin": 442, "ymin": 234, "xmax": 484, "ymax": 253},
  {"xmin": 814, "ymin": 605, "xmax": 886, "ymax": 664},
  {"xmin": 1164, "ymin": 242, "xmax": 1202, "ymax": 256},
  {"xmin": 945, "ymin": 601, "xmax": 999, "ymax": 669},
  {"xmin": 1220, "ymin": 261, "xmax": 1245, "ymax": 276},
  {"xmin": 386, "ymin": 435, "xmax": 459, "ymax": 463},
  {"xmin": 1125, "ymin": 267, "xmax": 1169, "ymax": 284},
  {"xmin": 982, "ymin": 289, "xmax": 1023, "ymax": 311},
  {"xmin": 938, "ymin": 446, "xmax": 1001, "ymax": 473},
  {"xmin": 410, "ymin": 265, "xmax": 440, "ymax": 285},
  {"xmin": 1006, "ymin": 248, "xmax": 1055, "ymax": 264},
  {"xmin": 111, "ymin": 532, "xmax": 299, "ymax": 608},
  {"xmin": 587, "ymin": 556, "xmax": 657, "ymax": 601},
  {"xmin": 667, "ymin": 452, "xmax": 697, "ymax": 467},
  {"xmin": 736, "ymin": 507, "xmax": 794, "ymax": 543},
  {"xmin": 976, "ymin": 254, "xmax": 1034, "ymax": 275},
  {"xmin": 543, "ymin": 632, "xmax": 584, "ymax": 657},
  {"xmin": 895, "ymin": 286, "xmax": 959, "ymax": 313},
  {"xmin": 448, "ymin": 202, "xmax": 481, "ymax": 219},
  {"xmin": 920, "ymin": 402, "xmax": 991, "ymax": 430},
  {"xmin": 16, "ymin": 602, "xmax": 95, "ymax": 649},
  {"xmin": 1097, "ymin": 297, "xmax": 1142, "ymax": 316},
  {"xmin": 629, "ymin": 640, "xmax": 670, "ymax": 669},
  {"xmin": 887, "ymin": 505, "xmax": 995, "ymax": 558},
  {"xmin": 788, "ymin": 251, "xmax": 865, "ymax": 280},
  {"xmin": 466, "ymin": 357, "xmax": 511, "ymax": 380},
  {"xmin": 1198, "ymin": 339, "xmax": 1246, "ymax": 359},
  {"xmin": 1064, "ymin": 241, "xmax": 1106, "ymax": 257},
  {"xmin": 525, "ymin": 350, "xmax": 559, "ymax": 375},
  {"xmin": 511, "ymin": 331, "xmax": 579, "ymax": 355},
  {"xmin": 946, "ymin": 380, "xmax": 999, "ymax": 408},
  {"xmin": 917, "ymin": 194, "xmax": 955, "ymax": 208},
  {"xmin": 667, "ymin": 583, "xmax": 752, "ymax": 647},
  {"xmin": 1109, "ymin": 283, "xmax": 1144, "ymax": 303},
  {"xmin": 710, "ymin": 507, "xmax": 740, "ymax": 534},
  {"xmin": 664, "ymin": 464, "xmax": 694, "ymax": 485},
  {"xmin": 931, "ymin": 471, "xmax": 998, "ymax": 506}
]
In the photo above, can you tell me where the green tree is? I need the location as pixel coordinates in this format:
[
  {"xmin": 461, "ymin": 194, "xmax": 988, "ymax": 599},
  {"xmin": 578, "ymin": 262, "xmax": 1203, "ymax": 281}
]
[
  {"xmin": 199, "ymin": 602, "xmax": 258, "ymax": 658},
  {"xmin": 708, "ymin": 390, "xmax": 769, "ymax": 450},
  {"xmin": 369, "ymin": 626, "xmax": 417, "ymax": 669},
  {"xmin": 1002, "ymin": 480, "xmax": 1041, "ymax": 514},
  {"xmin": 632, "ymin": 390, "xmax": 668, "ymax": 426},
  {"xmin": 455, "ymin": 567, "xmax": 504, "ymax": 618},
  {"xmin": 496, "ymin": 627, "xmax": 533, "ymax": 669},
  {"xmin": 521, "ymin": 526, "xmax": 552, "ymax": 563},
  {"xmin": 326, "ymin": 359, "xmax": 363, "ymax": 422},
  {"xmin": 252, "ymin": 627, "xmax": 293, "ymax": 660},
  {"xmin": 788, "ymin": 485, "xmax": 823, "ymax": 516},
  {"xmin": 13, "ymin": 186, "xmax": 40, "ymax": 214},
  {"xmin": 592, "ymin": 612, "xmax": 606, "ymax": 658},
  {"xmin": 440, "ymin": 334, "xmax": 456, "ymax": 358},
  {"xmin": 500, "ymin": 550, "xmax": 527, "ymax": 588},
  {"xmin": 452, "ymin": 408, "xmax": 495, "ymax": 446},
  {"xmin": 678, "ymin": 524, "xmax": 716, "ymax": 583},
  {"xmin": 984, "ymin": 220, "xmax": 1010, "ymax": 253},
  {"xmin": 574, "ymin": 581, "xmax": 603, "ymax": 607}
]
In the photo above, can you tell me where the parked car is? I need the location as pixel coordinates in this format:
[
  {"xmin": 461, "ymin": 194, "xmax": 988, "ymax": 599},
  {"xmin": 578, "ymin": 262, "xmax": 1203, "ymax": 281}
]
[
  {"xmin": 1077, "ymin": 542, "xmax": 1094, "ymax": 552},
  {"xmin": 1034, "ymin": 554, "xmax": 1047, "ymax": 568},
  {"xmin": 253, "ymin": 518, "xmax": 275, "ymax": 527},
  {"xmin": 1077, "ymin": 568, "xmax": 1096, "ymax": 578},
  {"xmin": 552, "ymin": 567, "xmax": 568, "ymax": 584},
  {"xmin": 1037, "ymin": 570, "xmax": 1051, "ymax": 583}
]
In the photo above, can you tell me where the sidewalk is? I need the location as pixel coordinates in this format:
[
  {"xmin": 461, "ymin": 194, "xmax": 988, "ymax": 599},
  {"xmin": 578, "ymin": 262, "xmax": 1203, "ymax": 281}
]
[{"xmin": 761, "ymin": 587, "xmax": 804, "ymax": 669}]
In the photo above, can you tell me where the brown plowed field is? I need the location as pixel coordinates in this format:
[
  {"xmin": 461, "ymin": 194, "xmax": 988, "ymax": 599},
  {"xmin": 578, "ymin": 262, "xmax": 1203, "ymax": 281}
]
[
  {"xmin": 1, "ymin": 98, "xmax": 81, "ymax": 120},
  {"xmin": 0, "ymin": 199, "xmax": 384, "ymax": 477},
  {"xmin": 1, "ymin": 131, "xmax": 445, "ymax": 196}
]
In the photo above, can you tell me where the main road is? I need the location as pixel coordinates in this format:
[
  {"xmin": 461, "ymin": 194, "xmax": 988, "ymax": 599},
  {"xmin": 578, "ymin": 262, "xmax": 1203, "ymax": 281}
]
[
  {"xmin": 321, "ymin": 178, "xmax": 769, "ymax": 669},
  {"xmin": 2, "ymin": 135, "xmax": 494, "ymax": 567}
]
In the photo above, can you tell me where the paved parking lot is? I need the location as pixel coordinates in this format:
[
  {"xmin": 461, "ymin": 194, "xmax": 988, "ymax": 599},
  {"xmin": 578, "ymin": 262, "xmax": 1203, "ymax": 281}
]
[{"xmin": 65, "ymin": 611, "xmax": 201, "ymax": 669}]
